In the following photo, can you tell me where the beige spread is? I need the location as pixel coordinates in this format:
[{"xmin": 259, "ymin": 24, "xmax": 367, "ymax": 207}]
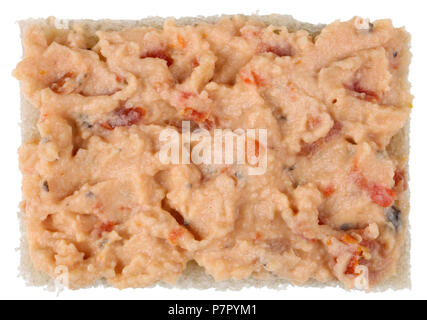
[{"xmin": 15, "ymin": 16, "xmax": 412, "ymax": 289}]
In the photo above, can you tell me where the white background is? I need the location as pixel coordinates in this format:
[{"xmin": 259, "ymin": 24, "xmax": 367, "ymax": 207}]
[{"xmin": 1, "ymin": 0, "xmax": 426, "ymax": 300}]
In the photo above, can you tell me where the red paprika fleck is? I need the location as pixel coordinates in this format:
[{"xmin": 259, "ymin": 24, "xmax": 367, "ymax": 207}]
[
  {"xmin": 97, "ymin": 221, "xmax": 115, "ymax": 237},
  {"xmin": 259, "ymin": 43, "xmax": 293, "ymax": 57},
  {"xmin": 344, "ymin": 255, "xmax": 359, "ymax": 275},
  {"xmin": 393, "ymin": 169, "xmax": 408, "ymax": 193},
  {"xmin": 345, "ymin": 79, "xmax": 379, "ymax": 103},
  {"xmin": 320, "ymin": 184, "xmax": 336, "ymax": 197},
  {"xmin": 298, "ymin": 121, "xmax": 343, "ymax": 156},
  {"xmin": 350, "ymin": 164, "xmax": 396, "ymax": 207},
  {"xmin": 101, "ymin": 105, "xmax": 145, "ymax": 130},
  {"xmin": 168, "ymin": 228, "xmax": 184, "ymax": 244},
  {"xmin": 50, "ymin": 72, "xmax": 74, "ymax": 94},
  {"xmin": 140, "ymin": 49, "xmax": 173, "ymax": 67}
]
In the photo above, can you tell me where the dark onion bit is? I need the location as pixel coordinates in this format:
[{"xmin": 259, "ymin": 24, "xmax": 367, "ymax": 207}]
[
  {"xmin": 42, "ymin": 181, "xmax": 49, "ymax": 192},
  {"xmin": 340, "ymin": 223, "xmax": 353, "ymax": 231},
  {"xmin": 386, "ymin": 206, "xmax": 401, "ymax": 231}
]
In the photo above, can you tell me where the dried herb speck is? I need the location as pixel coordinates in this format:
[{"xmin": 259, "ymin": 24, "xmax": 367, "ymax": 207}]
[
  {"xmin": 234, "ymin": 172, "xmax": 244, "ymax": 179},
  {"xmin": 86, "ymin": 191, "xmax": 96, "ymax": 198},
  {"xmin": 82, "ymin": 121, "xmax": 93, "ymax": 129}
]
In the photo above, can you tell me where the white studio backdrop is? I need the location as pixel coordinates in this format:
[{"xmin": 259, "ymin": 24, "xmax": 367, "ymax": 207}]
[{"xmin": 0, "ymin": 0, "xmax": 426, "ymax": 300}]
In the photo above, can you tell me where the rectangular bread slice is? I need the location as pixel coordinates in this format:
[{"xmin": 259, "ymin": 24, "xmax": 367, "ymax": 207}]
[{"xmin": 16, "ymin": 15, "xmax": 411, "ymax": 291}]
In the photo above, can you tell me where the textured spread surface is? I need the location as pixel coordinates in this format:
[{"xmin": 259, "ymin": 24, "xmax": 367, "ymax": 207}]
[{"xmin": 15, "ymin": 15, "xmax": 412, "ymax": 290}]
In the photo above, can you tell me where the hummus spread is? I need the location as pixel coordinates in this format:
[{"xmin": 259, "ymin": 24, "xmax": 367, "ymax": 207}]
[{"xmin": 14, "ymin": 16, "xmax": 412, "ymax": 289}]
